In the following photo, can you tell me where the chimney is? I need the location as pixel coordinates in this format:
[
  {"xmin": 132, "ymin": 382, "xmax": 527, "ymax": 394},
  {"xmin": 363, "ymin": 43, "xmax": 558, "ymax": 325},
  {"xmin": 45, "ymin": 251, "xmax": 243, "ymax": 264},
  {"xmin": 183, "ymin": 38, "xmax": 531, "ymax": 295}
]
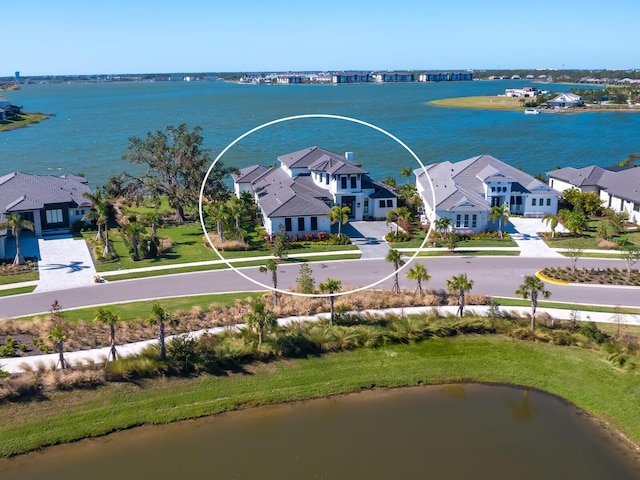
[{"xmin": 345, "ymin": 152, "xmax": 354, "ymax": 162}]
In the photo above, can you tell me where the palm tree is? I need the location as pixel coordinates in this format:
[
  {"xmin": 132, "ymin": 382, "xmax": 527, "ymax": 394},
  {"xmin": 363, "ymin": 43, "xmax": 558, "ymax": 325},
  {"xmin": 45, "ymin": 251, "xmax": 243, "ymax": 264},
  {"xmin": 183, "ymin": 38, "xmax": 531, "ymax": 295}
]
[
  {"xmin": 122, "ymin": 221, "xmax": 147, "ymax": 261},
  {"xmin": 142, "ymin": 211, "xmax": 162, "ymax": 238},
  {"xmin": 542, "ymin": 213, "xmax": 559, "ymax": 238},
  {"xmin": 446, "ymin": 273, "xmax": 474, "ymax": 317},
  {"xmin": 0, "ymin": 214, "xmax": 35, "ymax": 265},
  {"xmin": 328, "ymin": 205, "xmax": 350, "ymax": 238},
  {"xmin": 83, "ymin": 188, "xmax": 112, "ymax": 256},
  {"xmin": 385, "ymin": 248, "xmax": 405, "ymax": 294},
  {"xmin": 226, "ymin": 195, "xmax": 244, "ymax": 239},
  {"xmin": 243, "ymin": 299, "xmax": 277, "ymax": 346},
  {"xmin": 489, "ymin": 203, "xmax": 510, "ymax": 239},
  {"xmin": 94, "ymin": 307, "xmax": 121, "ymax": 362},
  {"xmin": 434, "ymin": 217, "xmax": 452, "ymax": 240},
  {"xmin": 400, "ymin": 167, "xmax": 413, "ymax": 183},
  {"xmin": 386, "ymin": 209, "xmax": 400, "ymax": 234},
  {"xmin": 516, "ymin": 275, "xmax": 551, "ymax": 331},
  {"xmin": 319, "ymin": 277, "xmax": 342, "ymax": 326},
  {"xmin": 148, "ymin": 303, "xmax": 179, "ymax": 361},
  {"xmin": 206, "ymin": 201, "xmax": 229, "ymax": 243},
  {"xmin": 259, "ymin": 259, "xmax": 279, "ymax": 306},
  {"xmin": 48, "ymin": 325, "xmax": 69, "ymax": 370},
  {"xmin": 406, "ymin": 263, "xmax": 431, "ymax": 297}
]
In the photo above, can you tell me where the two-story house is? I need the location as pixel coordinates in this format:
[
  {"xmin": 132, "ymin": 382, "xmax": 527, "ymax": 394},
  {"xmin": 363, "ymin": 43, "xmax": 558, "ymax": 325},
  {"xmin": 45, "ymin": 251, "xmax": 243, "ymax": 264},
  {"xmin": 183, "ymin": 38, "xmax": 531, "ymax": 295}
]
[
  {"xmin": 415, "ymin": 155, "xmax": 559, "ymax": 233},
  {"xmin": 234, "ymin": 147, "xmax": 398, "ymax": 235}
]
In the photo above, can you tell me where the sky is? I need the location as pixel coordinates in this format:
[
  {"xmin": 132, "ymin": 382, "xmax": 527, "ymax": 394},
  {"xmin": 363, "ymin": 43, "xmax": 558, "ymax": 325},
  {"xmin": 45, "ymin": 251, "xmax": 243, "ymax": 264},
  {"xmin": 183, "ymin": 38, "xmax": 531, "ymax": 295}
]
[{"xmin": 4, "ymin": 0, "xmax": 639, "ymax": 76}]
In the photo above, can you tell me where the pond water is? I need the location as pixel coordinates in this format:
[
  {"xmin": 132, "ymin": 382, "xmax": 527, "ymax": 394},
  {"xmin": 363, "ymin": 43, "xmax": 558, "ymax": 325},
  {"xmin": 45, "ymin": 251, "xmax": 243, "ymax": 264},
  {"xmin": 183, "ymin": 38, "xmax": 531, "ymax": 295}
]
[{"xmin": 1, "ymin": 384, "xmax": 638, "ymax": 479}]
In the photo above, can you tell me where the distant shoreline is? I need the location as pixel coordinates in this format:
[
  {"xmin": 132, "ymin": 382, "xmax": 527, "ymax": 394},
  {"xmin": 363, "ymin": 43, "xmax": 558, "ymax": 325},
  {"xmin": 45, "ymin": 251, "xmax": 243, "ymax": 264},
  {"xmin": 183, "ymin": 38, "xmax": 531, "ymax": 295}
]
[{"xmin": 429, "ymin": 95, "xmax": 640, "ymax": 113}]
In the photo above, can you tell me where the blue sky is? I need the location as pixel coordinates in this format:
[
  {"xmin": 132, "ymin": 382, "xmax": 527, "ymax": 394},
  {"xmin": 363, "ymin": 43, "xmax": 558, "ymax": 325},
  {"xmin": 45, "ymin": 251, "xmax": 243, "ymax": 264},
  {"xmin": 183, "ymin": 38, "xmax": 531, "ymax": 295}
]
[{"xmin": 4, "ymin": 0, "xmax": 639, "ymax": 76}]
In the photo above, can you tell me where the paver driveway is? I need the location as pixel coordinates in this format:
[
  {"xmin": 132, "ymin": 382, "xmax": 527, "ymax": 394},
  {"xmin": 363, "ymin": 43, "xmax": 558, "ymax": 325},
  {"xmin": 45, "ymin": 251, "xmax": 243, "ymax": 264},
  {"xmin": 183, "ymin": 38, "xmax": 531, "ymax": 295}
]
[{"xmin": 35, "ymin": 235, "xmax": 98, "ymax": 292}]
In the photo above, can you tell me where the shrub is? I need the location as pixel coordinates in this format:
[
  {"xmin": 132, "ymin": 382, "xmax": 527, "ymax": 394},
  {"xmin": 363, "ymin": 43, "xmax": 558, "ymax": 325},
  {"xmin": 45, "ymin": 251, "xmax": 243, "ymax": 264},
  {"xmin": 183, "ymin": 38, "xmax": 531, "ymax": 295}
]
[
  {"xmin": 385, "ymin": 231, "xmax": 412, "ymax": 243},
  {"xmin": 578, "ymin": 322, "xmax": 608, "ymax": 344}
]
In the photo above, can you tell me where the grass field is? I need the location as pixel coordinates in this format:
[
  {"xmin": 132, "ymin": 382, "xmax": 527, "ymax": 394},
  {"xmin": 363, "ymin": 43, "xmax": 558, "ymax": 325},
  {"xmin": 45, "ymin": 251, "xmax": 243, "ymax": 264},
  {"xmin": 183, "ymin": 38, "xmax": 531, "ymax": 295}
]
[
  {"xmin": 429, "ymin": 96, "xmax": 525, "ymax": 111},
  {"xmin": 1, "ymin": 335, "xmax": 639, "ymax": 457},
  {"xmin": 0, "ymin": 113, "xmax": 53, "ymax": 132}
]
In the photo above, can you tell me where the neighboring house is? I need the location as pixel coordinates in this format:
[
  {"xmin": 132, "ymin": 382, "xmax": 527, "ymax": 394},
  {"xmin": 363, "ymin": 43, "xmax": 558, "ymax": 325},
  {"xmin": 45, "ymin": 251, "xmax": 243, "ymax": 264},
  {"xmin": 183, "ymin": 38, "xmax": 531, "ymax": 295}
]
[
  {"xmin": 0, "ymin": 96, "xmax": 22, "ymax": 121},
  {"xmin": 547, "ymin": 165, "xmax": 640, "ymax": 223},
  {"xmin": 504, "ymin": 86, "xmax": 539, "ymax": 98},
  {"xmin": 234, "ymin": 147, "xmax": 398, "ymax": 235},
  {"xmin": 415, "ymin": 155, "xmax": 559, "ymax": 233},
  {"xmin": 547, "ymin": 92, "xmax": 584, "ymax": 108},
  {"xmin": 0, "ymin": 172, "xmax": 93, "ymax": 258}
]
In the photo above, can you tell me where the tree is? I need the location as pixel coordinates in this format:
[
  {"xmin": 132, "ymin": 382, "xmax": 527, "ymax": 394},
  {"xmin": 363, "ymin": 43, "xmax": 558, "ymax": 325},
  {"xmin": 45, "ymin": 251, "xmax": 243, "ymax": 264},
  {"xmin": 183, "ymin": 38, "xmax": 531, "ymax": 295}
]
[
  {"xmin": 148, "ymin": 303, "xmax": 179, "ymax": 361},
  {"xmin": 621, "ymin": 246, "xmax": 640, "ymax": 281},
  {"xmin": 122, "ymin": 124, "xmax": 235, "ymax": 222},
  {"xmin": 516, "ymin": 275, "xmax": 551, "ymax": 330},
  {"xmin": 48, "ymin": 300, "xmax": 69, "ymax": 369},
  {"xmin": 206, "ymin": 200, "xmax": 229, "ymax": 244},
  {"xmin": 243, "ymin": 299, "xmax": 277, "ymax": 346},
  {"xmin": 542, "ymin": 213, "xmax": 560, "ymax": 238},
  {"xmin": 226, "ymin": 195, "xmax": 245, "ymax": 240},
  {"xmin": 272, "ymin": 226, "xmax": 290, "ymax": 260},
  {"xmin": 328, "ymin": 205, "xmax": 350, "ymax": 238},
  {"xmin": 446, "ymin": 273, "xmax": 474, "ymax": 317},
  {"xmin": 142, "ymin": 211, "xmax": 162, "ymax": 238},
  {"xmin": 82, "ymin": 188, "xmax": 113, "ymax": 257},
  {"xmin": 121, "ymin": 221, "xmax": 147, "ymax": 261},
  {"xmin": 94, "ymin": 307, "xmax": 121, "ymax": 362},
  {"xmin": 319, "ymin": 278, "xmax": 342, "ymax": 326},
  {"xmin": 400, "ymin": 167, "xmax": 413, "ymax": 182},
  {"xmin": 434, "ymin": 217, "xmax": 452, "ymax": 240},
  {"xmin": 0, "ymin": 214, "xmax": 35, "ymax": 265},
  {"xmin": 296, "ymin": 263, "xmax": 315, "ymax": 294},
  {"xmin": 385, "ymin": 248, "xmax": 406, "ymax": 294},
  {"xmin": 406, "ymin": 263, "xmax": 431, "ymax": 297},
  {"xmin": 489, "ymin": 203, "xmax": 510, "ymax": 239},
  {"xmin": 559, "ymin": 209, "xmax": 588, "ymax": 235},
  {"xmin": 259, "ymin": 259, "xmax": 279, "ymax": 306},
  {"xmin": 566, "ymin": 247, "xmax": 583, "ymax": 273}
]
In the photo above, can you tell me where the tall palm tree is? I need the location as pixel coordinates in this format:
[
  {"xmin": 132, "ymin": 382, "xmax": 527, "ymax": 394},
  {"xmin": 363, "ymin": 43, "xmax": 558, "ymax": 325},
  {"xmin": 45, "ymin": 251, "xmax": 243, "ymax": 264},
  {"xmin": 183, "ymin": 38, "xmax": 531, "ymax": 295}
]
[
  {"xmin": 259, "ymin": 259, "xmax": 279, "ymax": 306},
  {"xmin": 94, "ymin": 307, "xmax": 121, "ymax": 362},
  {"xmin": 406, "ymin": 263, "xmax": 431, "ymax": 297},
  {"xmin": 243, "ymin": 299, "xmax": 277, "ymax": 346},
  {"xmin": 328, "ymin": 205, "xmax": 350, "ymax": 238},
  {"xmin": 489, "ymin": 203, "xmax": 510, "ymax": 239},
  {"xmin": 0, "ymin": 214, "xmax": 35, "ymax": 265},
  {"xmin": 319, "ymin": 277, "xmax": 342, "ymax": 326},
  {"xmin": 206, "ymin": 201, "xmax": 229, "ymax": 243},
  {"xmin": 446, "ymin": 273, "xmax": 474, "ymax": 317},
  {"xmin": 83, "ymin": 188, "xmax": 112, "ymax": 256},
  {"xmin": 148, "ymin": 303, "xmax": 179, "ymax": 361},
  {"xmin": 434, "ymin": 217, "xmax": 452, "ymax": 240},
  {"xmin": 516, "ymin": 275, "xmax": 551, "ymax": 331},
  {"xmin": 122, "ymin": 221, "xmax": 147, "ymax": 261},
  {"xmin": 400, "ymin": 167, "xmax": 413, "ymax": 183},
  {"xmin": 542, "ymin": 213, "xmax": 559, "ymax": 238},
  {"xmin": 385, "ymin": 248, "xmax": 406, "ymax": 294},
  {"xmin": 48, "ymin": 325, "xmax": 69, "ymax": 370},
  {"xmin": 226, "ymin": 195, "xmax": 244, "ymax": 240}
]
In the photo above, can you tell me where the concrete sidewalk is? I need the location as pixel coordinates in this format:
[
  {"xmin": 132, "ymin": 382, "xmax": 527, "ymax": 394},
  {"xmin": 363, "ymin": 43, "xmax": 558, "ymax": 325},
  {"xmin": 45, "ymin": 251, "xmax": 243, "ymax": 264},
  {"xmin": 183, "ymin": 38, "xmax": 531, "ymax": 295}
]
[{"xmin": 2, "ymin": 304, "xmax": 638, "ymax": 374}]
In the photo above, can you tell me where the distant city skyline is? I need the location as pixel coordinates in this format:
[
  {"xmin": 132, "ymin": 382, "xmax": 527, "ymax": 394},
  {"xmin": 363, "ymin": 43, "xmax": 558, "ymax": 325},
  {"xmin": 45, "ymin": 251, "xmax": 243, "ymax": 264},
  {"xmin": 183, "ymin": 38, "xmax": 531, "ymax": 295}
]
[{"xmin": 5, "ymin": 0, "xmax": 639, "ymax": 76}]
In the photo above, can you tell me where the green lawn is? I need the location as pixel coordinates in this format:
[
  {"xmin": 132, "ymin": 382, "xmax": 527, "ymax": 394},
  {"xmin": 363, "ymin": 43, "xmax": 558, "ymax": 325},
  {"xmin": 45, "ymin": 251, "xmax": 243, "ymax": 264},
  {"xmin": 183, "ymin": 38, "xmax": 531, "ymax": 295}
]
[
  {"xmin": 0, "ymin": 270, "xmax": 38, "ymax": 286},
  {"xmin": 493, "ymin": 297, "xmax": 640, "ymax": 315},
  {"xmin": 430, "ymin": 96, "xmax": 525, "ymax": 111},
  {"xmin": 544, "ymin": 218, "xmax": 640, "ymax": 250},
  {"xmin": 1, "ymin": 335, "xmax": 639, "ymax": 457},
  {"xmin": 417, "ymin": 250, "xmax": 520, "ymax": 257},
  {"xmin": 0, "ymin": 113, "xmax": 53, "ymax": 132},
  {"xmin": 0, "ymin": 286, "xmax": 36, "ymax": 297}
]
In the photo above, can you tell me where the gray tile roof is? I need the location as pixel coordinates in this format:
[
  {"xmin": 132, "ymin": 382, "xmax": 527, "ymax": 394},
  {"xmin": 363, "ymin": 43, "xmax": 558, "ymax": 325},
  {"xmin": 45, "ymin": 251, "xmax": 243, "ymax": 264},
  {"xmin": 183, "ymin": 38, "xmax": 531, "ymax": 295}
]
[
  {"xmin": 546, "ymin": 165, "xmax": 607, "ymax": 187},
  {"xmin": 416, "ymin": 155, "xmax": 556, "ymax": 212},
  {"xmin": 233, "ymin": 165, "xmax": 270, "ymax": 184},
  {"xmin": 278, "ymin": 146, "xmax": 367, "ymax": 175},
  {"xmin": 0, "ymin": 172, "xmax": 93, "ymax": 218}
]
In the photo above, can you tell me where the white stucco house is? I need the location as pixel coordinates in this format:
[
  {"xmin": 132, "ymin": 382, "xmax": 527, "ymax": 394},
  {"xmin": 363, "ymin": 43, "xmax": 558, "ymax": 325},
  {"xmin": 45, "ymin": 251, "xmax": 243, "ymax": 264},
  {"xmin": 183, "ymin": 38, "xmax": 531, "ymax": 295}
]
[
  {"xmin": 233, "ymin": 147, "xmax": 398, "ymax": 235},
  {"xmin": 415, "ymin": 155, "xmax": 559, "ymax": 234},
  {"xmin": 547, "ymin": 92, "xmax": 584, "ymax": 108},
  {"xmin": 0, "ymin": 172, "xmax": 93, "ymax": 259},
  {"xmin": 547, "ymin": 165, "xmax": 640, "ymax": 224}
]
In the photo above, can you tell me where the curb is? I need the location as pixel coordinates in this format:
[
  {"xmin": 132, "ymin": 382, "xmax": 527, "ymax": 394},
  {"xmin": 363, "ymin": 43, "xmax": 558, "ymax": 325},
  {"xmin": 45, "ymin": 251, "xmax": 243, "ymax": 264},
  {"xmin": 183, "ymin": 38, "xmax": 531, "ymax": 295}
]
[{"xmin": 536, "ymin": 269, "xmax": 568, "ymax": 285}]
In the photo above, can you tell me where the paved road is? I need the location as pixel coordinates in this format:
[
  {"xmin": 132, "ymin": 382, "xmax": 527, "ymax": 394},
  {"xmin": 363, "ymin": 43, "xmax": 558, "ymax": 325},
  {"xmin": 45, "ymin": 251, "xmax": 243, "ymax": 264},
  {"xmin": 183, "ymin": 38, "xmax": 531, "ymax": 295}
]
[{"xmin": 1, "ymin": 256, "xmax": 638, "ymax": 318}]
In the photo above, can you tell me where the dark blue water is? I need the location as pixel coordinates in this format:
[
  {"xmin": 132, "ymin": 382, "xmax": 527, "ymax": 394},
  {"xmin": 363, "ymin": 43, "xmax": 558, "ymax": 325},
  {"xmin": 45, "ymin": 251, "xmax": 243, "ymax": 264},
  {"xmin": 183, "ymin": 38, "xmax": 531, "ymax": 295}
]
[{"xmin": 2, "ymin": 80, "xmax": 637, "ymax": 189}]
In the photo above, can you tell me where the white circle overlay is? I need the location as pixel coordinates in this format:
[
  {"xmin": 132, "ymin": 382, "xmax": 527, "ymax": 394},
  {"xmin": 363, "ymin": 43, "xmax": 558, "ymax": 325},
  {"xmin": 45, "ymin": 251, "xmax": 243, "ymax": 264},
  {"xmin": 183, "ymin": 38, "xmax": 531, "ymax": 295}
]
[{"xmin": 199, "ymin": 114, "xmax": 436, "ymax": 298}]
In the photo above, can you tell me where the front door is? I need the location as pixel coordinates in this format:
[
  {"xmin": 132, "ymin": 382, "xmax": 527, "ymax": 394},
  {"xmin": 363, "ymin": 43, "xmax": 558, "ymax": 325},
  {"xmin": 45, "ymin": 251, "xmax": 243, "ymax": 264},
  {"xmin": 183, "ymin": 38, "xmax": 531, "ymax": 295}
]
[{"xmin": 341, "ymin": 196, "xmax": 356, "ymax": 219}]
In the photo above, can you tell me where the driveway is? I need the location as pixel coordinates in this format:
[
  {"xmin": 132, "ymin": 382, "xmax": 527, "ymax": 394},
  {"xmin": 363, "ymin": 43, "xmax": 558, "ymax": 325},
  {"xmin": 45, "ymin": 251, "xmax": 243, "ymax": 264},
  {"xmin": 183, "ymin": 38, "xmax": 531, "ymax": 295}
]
[
  {"xmin": 507, "ymin": 217, "xmax": 565, "ymax": 258},
  {"xmin": 342, "ymin": 221, "xmax": 391, "ymax": 259},
  {"xmin": 34, "ymin": 235, "xmax": 98, "ymax": 293}
]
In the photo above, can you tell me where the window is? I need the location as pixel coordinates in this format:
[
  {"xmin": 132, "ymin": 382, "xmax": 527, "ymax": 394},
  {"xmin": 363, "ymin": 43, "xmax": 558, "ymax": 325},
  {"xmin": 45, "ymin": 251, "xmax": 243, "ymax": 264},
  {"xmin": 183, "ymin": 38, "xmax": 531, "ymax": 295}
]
[
  {"xmin": 472, "ymin": 214, "xmax": 477, "ymax": 228},
  {"xmin": 364, "ymin": 199, "xmax": 369, "ymax": 215},
  {"xmin": 546, "ymin": 198, "xmax": 551, "ymax": 206},
  {"xmin": 325, "ymin": 174, "xmax": 329, "ymax": 185},
  {"xmin": 491, "ymin": 187, "xmax": 495, "ymax": 192},
  {"xmin": 350, "ymin": 176, "xmax": 357, "ymax": 189},
  {"xmin": 285, "ymin": 218, "xmax": 292, "ymax": 232},
  {"xmin": 634, "ymin": 203, "xmax": 640, "ymax": 212},
  {"xmin": 46, "ymin": 209, "xmax": 63, "ymax": 224},
  {"xmin": 531, "ymin": 198, "xmax": 536, "ymax": 206},
  {"xmin": 379, "ymin": 200, "xmax": 386, "ymax": 208},
  {"xmin": 310, "ymin": 216, "xmax": 318, "ymax": 230},
  {"xmin": 386, "ymin": 199, "xmax": 393, "ymax": 208},
  {"xmin": 463, "ymin": 214, "xmax": 469, "ymax": 228},
  {"xmin": 341, "ymin": 176, "xmax": 347, "ymax": 189},
  {"xmin": 74, "ymin": 209, "xmax": 80, "ymax": 216},
  {"xmin": 297, "ymin": 217, "xmax": 305, "ymax": 231},
  {"xmin": 455, "ymin": 214, "xmax": 461, "ymax": 228}
]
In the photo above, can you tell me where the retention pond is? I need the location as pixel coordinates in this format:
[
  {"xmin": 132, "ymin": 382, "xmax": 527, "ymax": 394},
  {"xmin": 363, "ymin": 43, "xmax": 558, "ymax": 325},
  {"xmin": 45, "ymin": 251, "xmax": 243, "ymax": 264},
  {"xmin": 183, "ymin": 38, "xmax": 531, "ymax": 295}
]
[{"xmin": 1, "ymin": 384, "xmax": 639, "ymax": 479}]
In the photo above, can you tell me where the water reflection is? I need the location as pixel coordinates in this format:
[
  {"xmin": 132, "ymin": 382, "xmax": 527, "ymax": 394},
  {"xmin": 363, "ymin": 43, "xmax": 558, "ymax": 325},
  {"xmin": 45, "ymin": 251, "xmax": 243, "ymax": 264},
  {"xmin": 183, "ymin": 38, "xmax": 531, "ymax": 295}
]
[{"xmin": 0, "ymin": 384, "xmax": 638, "ymax": 479}]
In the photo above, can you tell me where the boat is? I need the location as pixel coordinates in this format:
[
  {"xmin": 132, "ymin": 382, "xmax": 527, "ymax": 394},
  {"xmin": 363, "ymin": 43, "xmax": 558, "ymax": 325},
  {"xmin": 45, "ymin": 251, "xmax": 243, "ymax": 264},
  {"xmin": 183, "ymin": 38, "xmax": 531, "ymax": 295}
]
[{"xmin": 524, "ymin": 108, "xmax": 540, "ymax": 115}]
